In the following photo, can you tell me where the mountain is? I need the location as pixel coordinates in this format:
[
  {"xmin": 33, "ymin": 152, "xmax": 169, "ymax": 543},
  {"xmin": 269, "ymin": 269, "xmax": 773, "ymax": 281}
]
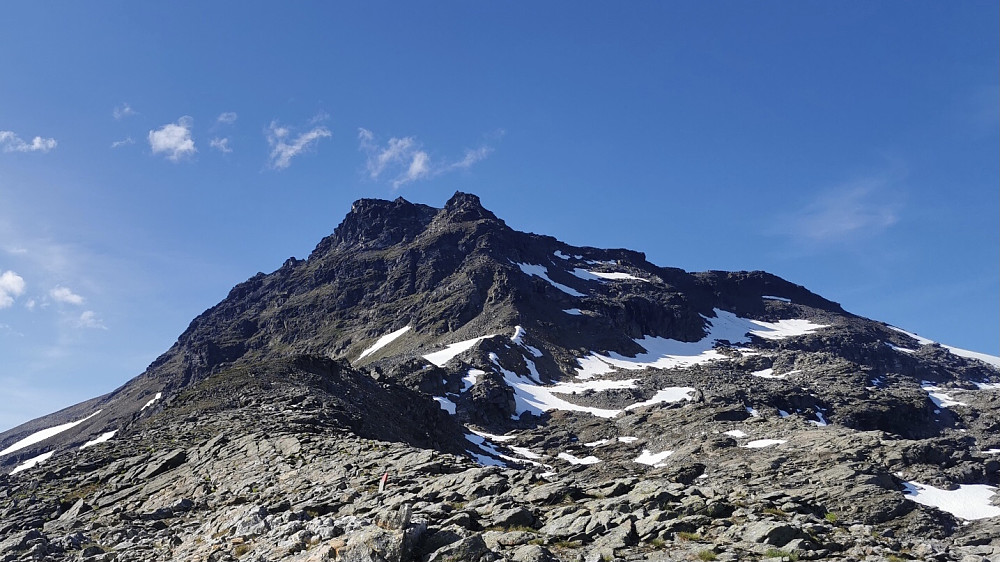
[{"xmin": 1, "ymin": 192, "xmax": 998, "ymax": 562}]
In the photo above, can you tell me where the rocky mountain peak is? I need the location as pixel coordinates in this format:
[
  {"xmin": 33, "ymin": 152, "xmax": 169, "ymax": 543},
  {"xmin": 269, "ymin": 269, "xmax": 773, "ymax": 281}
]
[
  {"xmin": 316, "ymin": 196, "xmax": 438, "ymax": 254},
  {"xmin": 2, "ymin": 191, "xmax": 999, "ymax": 562},
  {"xmin": 439, "ymin": 191, "xmax": 501, "ymax": 224}
]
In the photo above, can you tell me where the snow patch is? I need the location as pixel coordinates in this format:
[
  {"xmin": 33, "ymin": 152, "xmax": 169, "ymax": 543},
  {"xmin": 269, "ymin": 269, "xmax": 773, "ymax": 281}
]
[
  {"xmin": 571, "ymin": 268, "xmax": 648, "ymax": 282},
  {"xmin": 752, "ymin": 368, "xmax": 787, "ymax": 380},
  {"xmin": 141, "ymin": 392, "xmax": 163, "ymax": 411},
  {"xmin": 762, "ymin": 295, "xmax": 791, "ymax": 303},
  {"xmin": 461, "ymin": 369, "xmax": 483, "ymax": 392},
  {"xmin": 743, "ymin": 439, "xmax": 786, "ymax": 448},
  {"xmin": 625, "ymin": 388, "xmax": 696, "ymax": 410},
  {"xmin": 511, "ymin": 326, "xmax": 543, "ymax": 357},
  {"xmin": 634, "ymin": 449, "xmax": 673, "ymax": 467},
  {"xmin": 618, "ymin": 436, "xmax": 639, "ymax": 443},
  {"xmin": 469, "ymin": 430, "xmax": 516, "ymax": 442},
  {"xmin": 515, "ymin": 262, "xmax": 585, "ymax": 297},
  {"xmin": 80, "ymin": 430, "xmax": 117, "ymax": 449},
  {"xmin": 922, "ymin": 384, "xmax": 967, "ymax": 408},
  {"xmin": 10, "ymin": 451, "xmax": 54, "ymax": 475},
  {"xmin": 558, "ymin": 452, "xmax": 601, "ymax": 465},
  {"xmin": 547, "ymin": 378, "xmax": 639, "ymax": 394},
  {"xmin": 584, "ymin": 439, "xmax": 610, "ymax": 447},
  {"xmin": 941, "ymin": 346, "xmax": 998, "ymax": 366},
  {"xmin": 357, "ymin": 326, "xmax": 411, "ymax": 360},
  {"xmin": 563, "ymin": 308, "xmax": 584, "ymax": 316},
  {"xmin": 511, "ymin": 326, "xmax": 527, "ymax": 345},
  {"xmin": 423, "ymin": 335, "xmax": 495, "ymax": 367},
  {"xmin": 553, "ymin": 250, "xmax": 571, "ymax": 260},
  {"xmin": 902, "ymin": 481, "xmax": 1000, "ymax": 520},
  {"xmin": 886, "ymin": 342, "xmax": 917, "ymax": 354},
  {"xmin": 889, "ymin": 326, "xmax": 1000, "ymax": 369},
  {"xmin": 510, "ymin": 446, "xmax": 543, "ymax": 459},
  {"xmin": 0, "ymin": 410, "xmax": 103, "ymax": 457},
  {"xmin": 974, "ymin": 381, "xmax": 1000, "ymax": 390},
  {"xmin": 463, "ymin": 433, "xmax": 507, "ymax": 467},
  {"xmin": 724, "ymin": 430, "xmax": 747, "ymax": 438},
  {"xmin": 433, "ymin": 397, "xmax": 457, "ymax": 414},
  {"xmin": 889, "ymin": 326, "xmax": 935, "ymax": 345},
  {"xmin": 575, "ymin": 309, "xmax": 827, "ymax": 378},
  {"xmin": 492, "ymin": 355, "xmax": 694, "ymax": 419},
  {"xmin": 746, "ymin": 406, "xmax": 760, "ymax": 417}
]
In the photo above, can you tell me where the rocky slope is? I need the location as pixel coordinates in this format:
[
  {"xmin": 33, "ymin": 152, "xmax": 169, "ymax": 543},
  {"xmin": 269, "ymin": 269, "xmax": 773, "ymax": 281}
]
[{"xmin": 1, "ymin": 192, "xmax": 999, "ymax": 562}]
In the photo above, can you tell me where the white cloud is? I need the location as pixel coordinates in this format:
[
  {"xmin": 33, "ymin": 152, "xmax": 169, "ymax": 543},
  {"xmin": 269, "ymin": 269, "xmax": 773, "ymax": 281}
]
[
  {"xmin": 0, "ymin": 270, "xmax": 26, "ymax": 308},
  {"xmin": 359, "ymin": 128, "xmax": 495, "ymax": 188},
  {"xmin": 395, "ymin": 151, "xmax": 430, "ymax": 188},
  {"xmin": 216, "ymin": 112, "xmax": 238, "ymax": 125},
  {"xmin": 308, "ymin": 112, "xmax": 330, "ymax": 125},
  {"xmin": 110, "ymin": 137, "xmax": 134, "ymax": 149},
  {"xmin": 781, "ymin": 172, "xmax": 902, "ymax": 243},
  {"xmin": 210, "ymin": 137, "xmax": 232, "ymax": 153},
  {"xmin": 266, "ymin": 120, "xmax": 331, "ymax": 169},
  {"xmin": 113, "ymin": 103, "xmax": 136, "ymax": 120},
  {"xmin": 50, "ymin": 286, "xmax": 84, "ymax": 305},
  {"xmin": 77, "ymin": 310, "xmax": 106, "ymax": 330},
  {"xmin": 0, "ymin": 131, "xmax": 57, "ymax": 153},
  {"xmin": 359, "ymin": 130, "xmax": 417, "ymax": 180},
  {"xmin": 148, "ymin": 116, "xmax": 196, "ymax": 161},
  {"xmin": 448, "ymin": 146, "xmax": 493, "ymax": 170}
]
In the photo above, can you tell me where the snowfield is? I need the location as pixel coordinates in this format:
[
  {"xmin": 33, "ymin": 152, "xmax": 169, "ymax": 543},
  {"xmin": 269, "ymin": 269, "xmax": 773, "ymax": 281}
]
[
  {"xmin": 889, "ymin": 326, "xmax": 1000, "ymax": 369},
  {"xmin": 423, "ymin": 335, "xmax": 496, "ymax": 367},
  {"xmin": 0, "ymin": 410, "xmax": 103, "ymax": 457},
  {"xmin": 575, "ymin": 309, "xmax": 828, "ymax": 378},
  {"xmin": 10, "ymin": 451, "xmax": 55, "ymax": 475},
  {"xmin": 514, "ymin": 262, "xmax": 585, "ymax": 297},
  {"xmin": 901, "ymin": 481, "xmax": 1000, "ymax": 520},
  {"xmin": 634, "ymin": 449, "xmax": 673, "ymax": 467},
  {"xmin": 80, "ymin": 430, "xmax": 117, "ymax": 449}
]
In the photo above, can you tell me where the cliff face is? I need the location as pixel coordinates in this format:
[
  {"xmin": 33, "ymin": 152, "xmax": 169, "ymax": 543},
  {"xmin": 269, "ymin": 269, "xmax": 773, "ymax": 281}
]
[{"xmin": 1, "ymin": 192, "xmax": 998, "ymax": 561}]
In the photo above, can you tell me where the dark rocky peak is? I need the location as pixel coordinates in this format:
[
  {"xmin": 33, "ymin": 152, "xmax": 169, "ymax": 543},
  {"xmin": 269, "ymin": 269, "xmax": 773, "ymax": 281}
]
[
  {"xmin": 313, "ymin": 196, "xmax": 437, "ymax": 255},
  {"xmin": 695, "ymin": 269, "xmax": 846, "ymax": 315},
  {"xmin": 437, "ymin": 191, "xmax": 503, "ymax": 224}
]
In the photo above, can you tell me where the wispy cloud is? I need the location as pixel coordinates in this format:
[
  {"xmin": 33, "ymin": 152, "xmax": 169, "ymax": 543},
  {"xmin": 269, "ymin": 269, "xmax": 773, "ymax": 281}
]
[
  {"xmin": 50, "ymin": 286, "xmax": 84, "ymax": 305},
  {"xmin": 76, "ymin": 310, "xmax": 106, "ymax": 330},
  {"xmin": 0, "ymin": 270, "xmax": 26, "ymax": 308},
  {"xmin": 210, "ymin": 137, "xmax": 232, "ymax": 153},
  {"xmin": 448, "ymin": 146, "xmax": 493, "ymax": 170},
  {"xmin": 359, "ymin": 129, "xmax": 494, "ymax": 189},
  {"xmin": 266, "ymin": 119, "xmax": 331, "ymax": 170},
  {"xmin": 778, "ymin": 171, "xmax": 903, "ymax": 243},
  {"xmin": 113, "ymin": 103, "xmax": 136, "ymax": 120},
  {"xmin": 359, "ymin": 129, "xmax": 416, "ymax": 179},
  {"xmin": 148, "ymin": 116, "xmax": 196, "ymax": 161},
  {"xmin": 0, "ymin": 131, "xmax": 57, "ymax": 153},
  {"xmin": 110, "ymin": 137, "xmax": 135, "ymax": 149},
  {"xmin": 216, "ymin": 112, "xmax": 238, "ymax": 125}
]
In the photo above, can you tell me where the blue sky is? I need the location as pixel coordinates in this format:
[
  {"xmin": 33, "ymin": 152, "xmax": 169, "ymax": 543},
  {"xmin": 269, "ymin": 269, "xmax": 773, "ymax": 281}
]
[{"xmin": 1, "ymin": 2, "xmax": 997, "ymax": 431}]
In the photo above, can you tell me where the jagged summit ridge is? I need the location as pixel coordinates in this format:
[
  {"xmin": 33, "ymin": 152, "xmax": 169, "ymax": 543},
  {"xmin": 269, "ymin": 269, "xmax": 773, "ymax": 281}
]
[{"xmin": 312, "ymin": 191, "xmax": 502, "ymax": 255}]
